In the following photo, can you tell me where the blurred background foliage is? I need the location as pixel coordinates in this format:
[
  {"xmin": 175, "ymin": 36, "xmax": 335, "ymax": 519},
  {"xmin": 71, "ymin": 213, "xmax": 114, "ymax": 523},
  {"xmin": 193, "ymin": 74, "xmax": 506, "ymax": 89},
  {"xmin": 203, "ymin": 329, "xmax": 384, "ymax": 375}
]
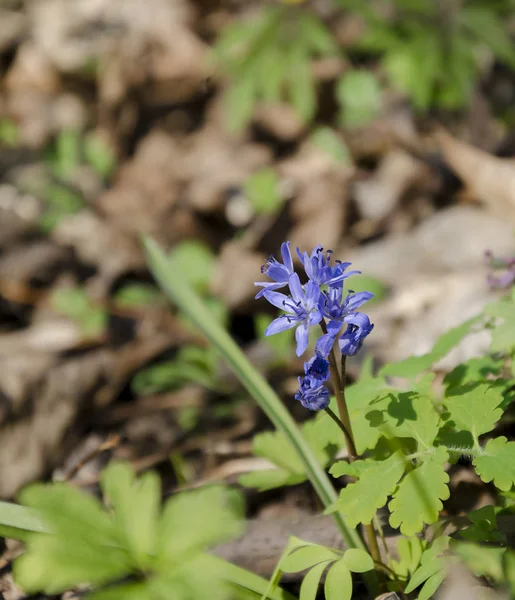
[{"xmin": 216, "ymin": 0, "xmax": 515, "ymax": 130}]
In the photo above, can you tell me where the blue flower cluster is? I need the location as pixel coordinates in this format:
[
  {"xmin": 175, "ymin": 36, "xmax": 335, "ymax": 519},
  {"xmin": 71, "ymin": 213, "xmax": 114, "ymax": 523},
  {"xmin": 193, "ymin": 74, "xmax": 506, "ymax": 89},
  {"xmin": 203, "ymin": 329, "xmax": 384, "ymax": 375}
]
[{"xmin": 255, "ymin": 242, "xmax": 374, "ymax": 411}]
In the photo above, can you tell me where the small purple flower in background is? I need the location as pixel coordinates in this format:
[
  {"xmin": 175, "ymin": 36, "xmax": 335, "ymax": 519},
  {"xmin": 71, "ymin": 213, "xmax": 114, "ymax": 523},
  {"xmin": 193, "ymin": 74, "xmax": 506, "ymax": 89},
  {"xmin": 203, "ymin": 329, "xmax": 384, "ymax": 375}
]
[
  {"xmin": 485, "ymin": 249, "xmax": 515, "ymax": 289},
  {"xmin": 263, "ymin": 273, "xmax": 322, "ymax": 357},
  {"xmin": 255, "ymin": 241, "xmax": 294, "ymax": 299}
]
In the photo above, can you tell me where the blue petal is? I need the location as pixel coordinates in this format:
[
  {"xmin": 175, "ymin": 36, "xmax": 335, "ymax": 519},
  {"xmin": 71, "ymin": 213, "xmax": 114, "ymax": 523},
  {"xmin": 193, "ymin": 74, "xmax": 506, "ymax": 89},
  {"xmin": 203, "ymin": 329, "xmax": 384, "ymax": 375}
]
[
  {"xmin": 266, "ymin": 262, "xmax": 291, "ymax": 283},
  {"xmin": 263, "ymin": 290, "xmax": 294, "ymax": 312},
  {"xmin": 288, "ymin": 273, "xmax": 304, "ymax": 303},
  {"xmin": 295, "ymin": 322, "xmax": 310, "ymax": 356},
  {"xmin": 305, "ymin": 280, "xmax": 321, "ymax": 309},
  {"xmin": 254, "ymin": 281, "xmax": 286, "ymax": 299},
  {"xmin": 308, "ymin": 309, "xmax": 322, "ymax": 327},
  {"xmin": 315, "ymin": 332, "xmax": 336, "ymax": 358},
  {"xmin": 281, "ymin": 241, "xmax": 294, "ymax": 274},
  {"xmin": 326, "ymin": 319, "xmax": 342, "ymax": 335},
  {"xmin": 343, "ymin": 312, "xmax": 372, "ymax": 328},
  {"xmin": 344, "ymin": 291, "xmax": 374, "ymax": 311},
  {"xmin": 327, "ymin": 269, "xmax": 360, "ymax": 285},
  {"xmin": 265, "ymin": 315, "xmax": 298, "ymax": 336}
]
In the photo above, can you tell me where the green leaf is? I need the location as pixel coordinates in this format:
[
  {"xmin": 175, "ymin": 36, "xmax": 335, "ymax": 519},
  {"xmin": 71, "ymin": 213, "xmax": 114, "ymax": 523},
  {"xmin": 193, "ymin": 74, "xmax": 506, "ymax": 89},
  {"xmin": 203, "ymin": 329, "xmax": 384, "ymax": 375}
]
[
  {"xmin": 299, "ymin": 14, "xmax": 338, "ymax": 55},
  {"xmin": 405, "ymin": 536, "xmax": 450, "ymax": 594},
  {"xmin": 0, "ymin": 500, "xmax": 49, "ymax": 541},
  {"xmin": 380, "ymin": 317, "xmax": 478, "ymax": 377},
  {"xmin": 299, "ymin": 562, "xmax": 328, "ymax": 600},
  {"xmin": 168, "ymin": 240, "xmax": 215, "ymax": 295},
  {"xmin": 331, "ymin": 452, "xmax": 405, "ymax": 527},
  {"xmin": 287, "ymin": 46, "xmax": 316, "ymax": 122},
  {"xmin": 114, "ymin": 283, "xmax": 163, "ymax": 308},
  {"xmin": 310, "ymin": 127, "xmax": 351, "ymax": 166},
  {"xmin": 280, "ymin": 544, "xmax": 338, "ymax": 573},
  {"xmin": 453, "ymin": 542, "xmax": 505, "ymax": 581},
  {"xmin": 342, "ymin": 548, "xmax": 374, "ymax": 573},
  {"xmin": 443, "ymin": 356, "xmax": 503, "ymax": 390},
  {"xmin": 84, "ymin": 133, "xmax": 116, "ymax": 178},
  {"xmin": 370, "ymin": 392, "xmax": 440, "ymax": 450},
  {"xmin": 474, "ymin": 436, "xmax": 515, "ymax": 491},
  {"xmin": 224, "ymin": 75, "xmax": 257, "ymax": 132},
  {"xmin": 142, "ymin": 236, "xmax": 365, "ymax": 554},
  {"xmin": 389, "ymin": 447, "xmax": 450, "ymax": 536},
  {"xmin": 419, "ymin": 570, "xmax": 446, "ymax": 600},
  {"xmin": 444, "ymin": 383, "xmax": 503, "ymax": 438},
  {"xmin": 337, "ymin": 70, "xmax": 381, "ymax": 128},
  {"xmin": 239, "ymin": 470, "xmax": 305, "ymax": 492},
  {"xmin": 244, "ymin": 168, "xmax": 282, "ymax": 215},
  {"xmin": 157, "ymin": 486, "xmax": 243, "ymax": 563},
  {"xmin": 50, "ymin": 287, "xmax": 107, "ymax": 337},
  {"xmin": 101, "ymin": 462, "xmax": 160, "ymax": 569},
  {"xmin": 215, "ymin": 556, "xmax": 296, "ymax": 600},
  {"xmin": 14, "ymin": 484, "xmax": 129, "ymax": 593},
  {"xmin": 461, "ymin": 7, "xmax": 515, "ymax": 69},
  {"xmin": 324, "ymin": 558, "xmax": 352, "ymax": 600}
]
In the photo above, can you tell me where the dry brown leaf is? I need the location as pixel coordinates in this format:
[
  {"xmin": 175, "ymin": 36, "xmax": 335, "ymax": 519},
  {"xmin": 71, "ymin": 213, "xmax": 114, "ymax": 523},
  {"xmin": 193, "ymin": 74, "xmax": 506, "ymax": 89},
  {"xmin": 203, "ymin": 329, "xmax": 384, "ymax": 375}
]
[{"xmin": 437, "ymin": 128, "xmax": 515, "ymax": 223}]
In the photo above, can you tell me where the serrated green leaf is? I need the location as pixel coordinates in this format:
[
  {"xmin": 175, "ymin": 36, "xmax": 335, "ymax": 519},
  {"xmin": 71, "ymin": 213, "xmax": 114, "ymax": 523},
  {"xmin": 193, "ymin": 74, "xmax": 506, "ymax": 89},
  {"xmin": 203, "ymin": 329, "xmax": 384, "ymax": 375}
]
[
  {"xmin": 342, "ymin": 548, "xmax": 374, "ymax": 573},
  {"xmin": 280, "ymin": 544, "xmax": 338, "ymax": 573},
  {"xmin": 299, "ymin": 561, "xmax": 328, "ymax": 600},
  {"xmin": 444, "ymin": 383, "xmax": 504, "ymax": 440},
  {"xmin": 474, "ymin": 436, "xmax": 515, "ymax": 491},
  {"xmin": 101, "ymin": 462, "xmax": 160, "ymax": 569},
  {"xmin": 389, "ymin": 447, "xmax": 450, "ymax": 536},
  {"xmin": 324, "ymin": 558, "xmax": 352, "ymax": 600},
  {"xmin": 370, "ymin": 392, "xmax": 440, "ymax": 450},
  {"xmin": 332, "ymin": 452, "xmax": 405, "ymax": 527},
  {"xmin": 157, "ymin": 486, "xmax": 242, "ymax": 564}
]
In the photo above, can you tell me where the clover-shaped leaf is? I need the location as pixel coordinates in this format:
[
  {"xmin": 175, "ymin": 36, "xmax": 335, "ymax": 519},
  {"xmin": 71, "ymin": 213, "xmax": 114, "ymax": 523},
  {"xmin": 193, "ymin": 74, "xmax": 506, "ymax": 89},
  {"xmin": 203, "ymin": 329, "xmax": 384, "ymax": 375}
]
[
  {"xmin": 474, "ymin": 436, "xmax": 515, "ymax": 491},
  {"xmin": 331, "ymin": 452, "xmax": 405, "ymax": 527},
  {"xmin": 389, "ymin": 447, "xmax": 450, "ymax": 536},
  {"xmin": 444, "ymin": 383, "xmax": 503, "ymax": 439}
]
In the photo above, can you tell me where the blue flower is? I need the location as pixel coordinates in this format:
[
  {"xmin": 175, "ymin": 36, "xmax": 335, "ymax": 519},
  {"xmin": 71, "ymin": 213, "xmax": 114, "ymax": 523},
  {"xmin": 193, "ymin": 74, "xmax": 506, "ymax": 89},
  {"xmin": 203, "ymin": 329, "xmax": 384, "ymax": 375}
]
[
  {"xmin": 255, "ymin": 241, "xmax": 294, "ymax": 299},
  {"xmin": 304, "ymin": 353, "xmax": 330, "ymax": 384},
  {"xmin": 316, "ymin": 287, "xmax": 374, "ymax": 357},
  {"xmin": 263, "ymin": 273, "xmax": 322, "ymax": 356},
  {"xmin": 294, "ymin": 353, "xmax": 331, "ymax": 411},
  {"xmin": 296, "ymin": 245, "xmax": 359, "ymax": 287},
  {"xmin": 294, "ymin": 380, "xmax": 330, "ymax": 411},
  {"xmin": 338, "ymin": 312, "xmax": 374, "ymax": 356}
]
